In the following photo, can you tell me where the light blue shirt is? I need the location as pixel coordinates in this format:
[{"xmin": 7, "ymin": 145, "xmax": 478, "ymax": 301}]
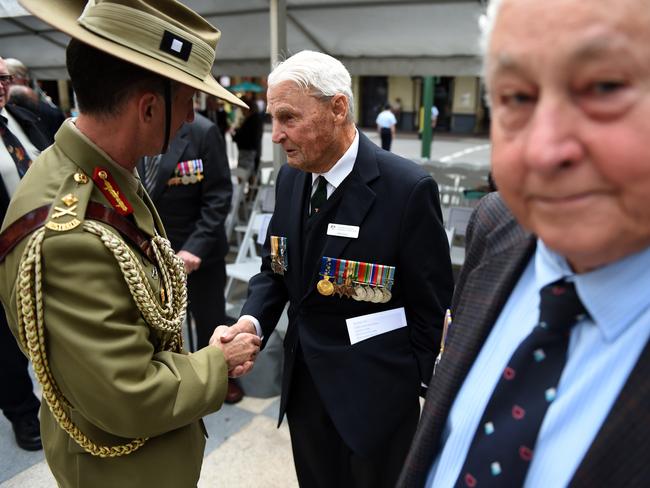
[{"xmin": 427, "ymin": 241, "xmax": 650, "ymax": 487}]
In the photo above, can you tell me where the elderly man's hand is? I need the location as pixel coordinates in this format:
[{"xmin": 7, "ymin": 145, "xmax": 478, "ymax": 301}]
[
  {"xmin": 210, "ymin": 325, "xmax": 260, "ymax": 377},
  {"xmin": 177, "ymin": 250, "xmax": 201, "ymax": 274},
  {"xmin": 219, "ymin": 318, "xmax": 257, "ymax": 343}
]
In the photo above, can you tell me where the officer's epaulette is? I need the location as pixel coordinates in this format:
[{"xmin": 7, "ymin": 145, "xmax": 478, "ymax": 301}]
[
  {"xmin": 45, "ymin": 166, "xmax": 134, "ymax": 233},
  {"xmin": 43, "ymin": 169, "xmax": 94, "ymax": 234},
  {"xmin": 0, "ymin": 167, "xmax": 154, "ymax": 263}
]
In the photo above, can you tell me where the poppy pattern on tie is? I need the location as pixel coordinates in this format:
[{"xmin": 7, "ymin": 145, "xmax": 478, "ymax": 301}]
[
  {"xmin": 456, "ymin": 280, "xmax": 589, "ymax": 487},
  {"xmin": 0, "ymin": 117, "xmax": 32, "ymax": 178}
]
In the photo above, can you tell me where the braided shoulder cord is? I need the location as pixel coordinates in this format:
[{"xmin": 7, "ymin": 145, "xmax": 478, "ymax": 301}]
[{"xmin": 15, "ymin": 221, "xmax": 187, "ymax": 457}]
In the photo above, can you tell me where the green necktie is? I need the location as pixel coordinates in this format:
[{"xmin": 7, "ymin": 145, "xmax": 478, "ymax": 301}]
[{"xmin": 310, "ymin": 176, "xmax": 328, "ymax": 217}]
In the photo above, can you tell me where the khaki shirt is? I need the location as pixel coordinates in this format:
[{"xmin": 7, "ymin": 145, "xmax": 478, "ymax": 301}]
[{"xmin": 0, "ymin": 120, "xmax": 228, "ymax": 488}]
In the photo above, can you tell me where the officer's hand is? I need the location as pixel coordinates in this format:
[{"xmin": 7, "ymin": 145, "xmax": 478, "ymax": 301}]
[
  {"xmin": 177, "ymin": 250, "xmax": 201, "ymax": 274},
  {"xmin": 210, "ymin": 326, "xmax": 261, "ymax": 377}
]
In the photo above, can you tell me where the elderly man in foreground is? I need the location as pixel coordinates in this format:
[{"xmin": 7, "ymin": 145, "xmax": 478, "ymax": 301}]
[{"xmin": 399, "ymin": 0, "xmax": 650, "ymax": 486}]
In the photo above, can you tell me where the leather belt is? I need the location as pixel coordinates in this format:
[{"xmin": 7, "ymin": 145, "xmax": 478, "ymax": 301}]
[{"xmin": 0, "ymin": 202, "xmax": 154, "ymax": 263}]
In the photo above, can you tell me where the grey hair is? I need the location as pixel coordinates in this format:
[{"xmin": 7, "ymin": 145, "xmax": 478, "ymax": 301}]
[
  {"xmin": 268, "ymin": 50, "xmax": 355, "ymax": 123},
  {"xmin": 478, "ymin": 0, "xmax": 504, "ymax": 105}
]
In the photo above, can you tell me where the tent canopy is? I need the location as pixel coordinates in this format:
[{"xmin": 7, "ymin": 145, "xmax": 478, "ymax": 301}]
[{"xmin": 0, "ymin": 0, "xmax": 485, "ymax": 79}]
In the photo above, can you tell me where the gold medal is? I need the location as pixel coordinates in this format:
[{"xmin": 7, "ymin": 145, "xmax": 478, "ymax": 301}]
[
  {"xmin": 317, "ymin": 276, "xmax": 335, "ymax": 296},
  {"xmin": 189, "ymin": 174, "xmax": 198, "ymax": 183},
  {"xmin": 181, "ymin": 175, "xmax": 191, "ymax": 185}
]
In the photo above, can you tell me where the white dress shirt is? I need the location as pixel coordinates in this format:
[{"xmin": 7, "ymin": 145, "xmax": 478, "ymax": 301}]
[
  {"xmin": 0, "ymin": 107, "xmax": 40, "ymax": 197},
  {"xmin": 242, "ymin": 129, "xmax": 360, "ymax": 337}
]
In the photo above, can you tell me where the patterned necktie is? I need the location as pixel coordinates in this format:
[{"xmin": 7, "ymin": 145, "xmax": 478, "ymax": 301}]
[
  {"xmin": 143, "ymin": 155, "xmax": 162, "ymax": 194},
  {"xmin": 456, "ymin": 279, "xmax": 589, "ymax": 487},
  {"xmin": 0, "ymin": 115, "xmax": 32, "ymax": 178},
  {"xmin": 310, "ymin": 175, "xmax": 328, "ymax": 217}
]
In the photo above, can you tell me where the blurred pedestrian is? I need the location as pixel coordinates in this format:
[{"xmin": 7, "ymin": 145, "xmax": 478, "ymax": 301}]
[
  {"xmin": 200, "ymin": 95, "xmax": 230, "ymax": 139},
  {"xmin": 232, "ymin": 95, "xmax": 263, "ymax": 180},
  {"xmin": 376, "ymin": 103, "xmax": 397, "ymax": 151}
]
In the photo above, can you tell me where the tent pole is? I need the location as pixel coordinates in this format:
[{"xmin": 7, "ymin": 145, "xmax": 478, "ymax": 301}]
[{"xmin": 270, "ymin": 0, "xmax": 287, "ymax": 179}]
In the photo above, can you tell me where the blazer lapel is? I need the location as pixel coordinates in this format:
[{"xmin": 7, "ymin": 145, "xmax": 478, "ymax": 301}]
[
  {"xmin": 571, "ymin": 339, "xmax": 650, "ymax": 486},
  {"xmin": 287, "ymin": 170, "xmax": 309, "ymax": 297},
  {"xmin": 151, "ymin": 128, "xmax": 189, "ymax": 200},
  {"xmin": 301, "ymin": 132, "xmax": 379, "ymax": 301}
]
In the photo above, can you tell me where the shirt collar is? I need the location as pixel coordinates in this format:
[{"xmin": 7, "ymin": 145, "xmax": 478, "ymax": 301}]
[
  {"xmin": 1, "ymin": 107, "xmax": 11, "ymax": 125},
  {"xmin": 311, "ymin": 128, "xmax": 359, "ymax": 189},
  {"xmin": 66, "ymin": 119, "xmax": 140, "ymax": 194},
  {"xmin": 535, "ymin": 239, "xmax": 650, "ymax": 343}
]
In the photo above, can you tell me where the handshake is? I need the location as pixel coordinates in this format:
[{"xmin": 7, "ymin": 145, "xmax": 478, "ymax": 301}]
[{"xmin": 209, "ymin": 318, "xmax": 261, "ymax": 378}]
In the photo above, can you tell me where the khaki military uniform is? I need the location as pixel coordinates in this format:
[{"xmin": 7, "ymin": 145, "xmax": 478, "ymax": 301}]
[{"xmin": 0, "ymin": 120, "xmax": 228, "ymax": 488}]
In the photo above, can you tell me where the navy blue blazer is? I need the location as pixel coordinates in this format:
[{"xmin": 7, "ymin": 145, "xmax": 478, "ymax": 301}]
[
  {"xmin": 138, "ymin": 113, "xmax": 232, "ymax": 263},
  {"xmin": 241, "ymin": 131, "xmax": 454, "ymax": 457}
]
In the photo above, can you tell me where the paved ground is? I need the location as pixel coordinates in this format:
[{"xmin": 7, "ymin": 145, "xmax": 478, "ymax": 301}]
[{"xmin": 0, "ymin": 127, "xmax": 489, "ymax": 487}]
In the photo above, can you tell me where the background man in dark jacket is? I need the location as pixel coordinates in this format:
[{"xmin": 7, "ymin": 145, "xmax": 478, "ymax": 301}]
[
  {"xmin": 137, "ymin": 113, "xmax": 243, "ymax": 402},
  {"xmin": 0, "ymin": 55, "xmax": 50, "ymax": 451}
]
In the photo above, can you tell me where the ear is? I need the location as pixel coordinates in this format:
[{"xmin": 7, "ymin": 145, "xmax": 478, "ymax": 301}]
[
  {"xmin": 330, "ymin": 94, "xmax": 349, "ymax": 123},
  {"xmin": 137, "ymin": 91, "xmax": 160, "ymax": 124}
]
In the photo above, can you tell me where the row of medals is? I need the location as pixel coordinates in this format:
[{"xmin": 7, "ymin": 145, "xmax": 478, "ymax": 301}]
[
  {"xmin": 317, "ymin": 276, "xmax": 392, "ymax": 303},
  {"xmin": 168, "ymin": 172, "xmax": 204, "ymax": 186}
]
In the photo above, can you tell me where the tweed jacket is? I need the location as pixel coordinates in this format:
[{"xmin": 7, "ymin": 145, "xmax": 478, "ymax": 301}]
[{"xmin": 397, "ymin": 192, "xmax": 650, "ymax": 487}]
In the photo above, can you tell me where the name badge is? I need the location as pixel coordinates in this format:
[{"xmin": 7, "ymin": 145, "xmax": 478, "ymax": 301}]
[{"xmin": 327, "ymin": 223, "xmax": 359, "ymax": 239}]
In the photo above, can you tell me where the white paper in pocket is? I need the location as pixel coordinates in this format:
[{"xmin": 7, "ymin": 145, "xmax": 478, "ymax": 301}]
[{"xmin": 345, "ymin": 307, "xmax": 407, "ymax": 345}]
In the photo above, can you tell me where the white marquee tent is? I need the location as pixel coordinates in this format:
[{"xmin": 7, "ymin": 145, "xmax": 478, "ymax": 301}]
[{"xmin": 0, "ymin": 0, "xmax": 486, "ymax": 79}]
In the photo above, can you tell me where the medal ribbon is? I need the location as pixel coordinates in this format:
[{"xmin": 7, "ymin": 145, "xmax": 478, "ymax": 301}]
[
  {"xmin": 320, "ymin": 256, "xmax": 333, "ymax": 278},
  {"xmin": 270, "ymin": 235, "xmax": 279, "ymax": 257},
  {"xmin": 334, "ymin": 258, "xmax": 345, "ymax": 285}
]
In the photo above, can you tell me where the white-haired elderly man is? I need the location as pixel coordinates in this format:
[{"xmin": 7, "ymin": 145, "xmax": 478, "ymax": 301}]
[
  {"xmin": 0, "ymin": 1, "xmax": 259, "ymax": 487},
  {"xmin": 220, "ymin": 50, "xmax": 453, "ymax": 487},
  {"xmin": 398, "ymin": 0, "xmax": 650, "ymax": 487}
]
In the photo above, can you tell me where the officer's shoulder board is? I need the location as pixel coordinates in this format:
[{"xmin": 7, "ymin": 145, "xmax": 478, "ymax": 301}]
[{"xmin": 0, "ymin": 167, "xmax": 152, "ymax": 264}]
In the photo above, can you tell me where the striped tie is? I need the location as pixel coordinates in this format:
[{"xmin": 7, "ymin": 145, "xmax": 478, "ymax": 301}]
[{"xmin": 143, "ymin": 155, "xmax": 162, "ymax": 194}]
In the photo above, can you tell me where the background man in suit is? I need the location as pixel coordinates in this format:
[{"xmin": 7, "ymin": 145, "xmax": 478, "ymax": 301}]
[
  {"xmin": 399, "ymin": 0, "xmax": 650, "ymax": 486},
  {"xmin": 0, "ymin": 1, "xmax": 259, "ymax": 486},
  {"xmin": 220, "ymin": 50, "xmax": 454, "ymax": 487},
  {"xmin": 0, "ymin": 55, "xmax": 50, "ymax": 452},
  {"xmin": 138, "ymin": 112, "xmax": 244, "ymax": 403}
]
